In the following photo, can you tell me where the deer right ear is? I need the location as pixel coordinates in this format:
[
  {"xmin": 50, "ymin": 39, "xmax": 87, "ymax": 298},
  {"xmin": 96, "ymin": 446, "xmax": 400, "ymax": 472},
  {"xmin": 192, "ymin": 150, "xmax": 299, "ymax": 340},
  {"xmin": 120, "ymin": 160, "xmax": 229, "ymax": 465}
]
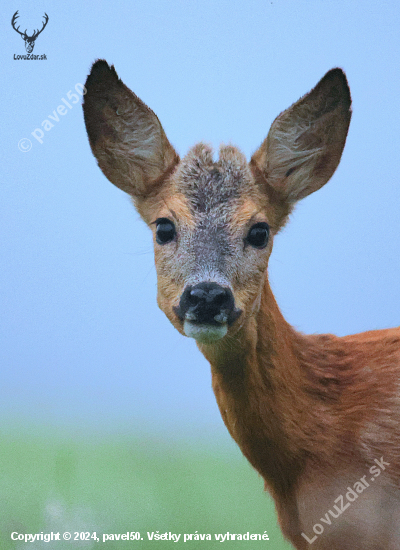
[
  {"xmin": 251, "ymin": 68, "xmax": 351, "ymax": 209},
  {"xmin": 83, "ymin": 60, "xmax": 179, "ymax": 207}
]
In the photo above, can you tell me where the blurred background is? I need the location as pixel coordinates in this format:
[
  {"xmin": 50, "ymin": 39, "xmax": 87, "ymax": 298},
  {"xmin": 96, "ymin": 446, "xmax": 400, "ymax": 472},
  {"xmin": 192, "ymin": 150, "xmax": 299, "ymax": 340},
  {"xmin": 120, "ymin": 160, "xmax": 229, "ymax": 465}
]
[{"xmin": 1, "ymin": 1, "xmax": 400, "ymax": 548}]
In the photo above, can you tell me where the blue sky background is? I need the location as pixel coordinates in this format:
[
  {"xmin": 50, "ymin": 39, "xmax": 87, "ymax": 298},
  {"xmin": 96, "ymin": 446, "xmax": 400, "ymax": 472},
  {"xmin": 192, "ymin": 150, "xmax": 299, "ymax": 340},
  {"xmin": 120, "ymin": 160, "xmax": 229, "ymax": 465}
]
[{"xmin": 1, "ymin": 0, "xmax": 400, "ymax": 444}]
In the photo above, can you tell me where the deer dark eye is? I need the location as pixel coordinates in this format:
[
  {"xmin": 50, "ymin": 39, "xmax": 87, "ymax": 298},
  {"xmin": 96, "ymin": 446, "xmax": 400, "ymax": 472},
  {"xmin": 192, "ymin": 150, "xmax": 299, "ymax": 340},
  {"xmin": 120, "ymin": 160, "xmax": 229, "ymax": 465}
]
[
  {"xmin": 156, "ymin": 218, "xmax": 176, "ymax": 244},
  {"xmin": 246, "ymin": 222, "xmax": 270, "ymax": 249}
]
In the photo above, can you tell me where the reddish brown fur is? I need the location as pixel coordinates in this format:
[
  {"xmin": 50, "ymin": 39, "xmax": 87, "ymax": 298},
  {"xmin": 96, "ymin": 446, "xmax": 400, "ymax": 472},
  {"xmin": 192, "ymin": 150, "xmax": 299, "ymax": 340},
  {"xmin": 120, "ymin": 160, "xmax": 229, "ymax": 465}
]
[{"xmin": 204, "ymin": 282, "xmax": 400, "ymax": 548}]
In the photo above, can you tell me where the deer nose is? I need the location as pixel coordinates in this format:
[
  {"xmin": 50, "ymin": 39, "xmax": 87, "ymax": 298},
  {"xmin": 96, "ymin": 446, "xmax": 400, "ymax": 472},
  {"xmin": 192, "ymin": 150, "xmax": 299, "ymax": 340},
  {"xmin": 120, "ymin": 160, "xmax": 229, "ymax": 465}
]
[{"xmin": 174, "ymin": 282, "xmax": 239, "ymax": 325}]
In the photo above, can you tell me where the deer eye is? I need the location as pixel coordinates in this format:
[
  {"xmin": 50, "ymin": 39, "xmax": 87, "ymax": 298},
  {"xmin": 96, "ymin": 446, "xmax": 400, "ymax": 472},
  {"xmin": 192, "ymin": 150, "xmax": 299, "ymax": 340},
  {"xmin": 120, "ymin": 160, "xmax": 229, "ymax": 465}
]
[
  {"xmin": 246, "ymin": 222, "xmax": 270, "ymax": 249},
  {"xmin": 155, "ymin": 218, "xmax": 176, "ymax": 245}
]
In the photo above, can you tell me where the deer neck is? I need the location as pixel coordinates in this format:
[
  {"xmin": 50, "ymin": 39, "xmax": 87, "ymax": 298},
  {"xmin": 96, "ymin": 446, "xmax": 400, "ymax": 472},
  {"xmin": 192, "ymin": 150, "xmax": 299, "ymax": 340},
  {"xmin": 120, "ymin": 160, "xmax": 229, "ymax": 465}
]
[{"xmin": 198, "ymin": 278, "xmax": 312, "ymax": 495}]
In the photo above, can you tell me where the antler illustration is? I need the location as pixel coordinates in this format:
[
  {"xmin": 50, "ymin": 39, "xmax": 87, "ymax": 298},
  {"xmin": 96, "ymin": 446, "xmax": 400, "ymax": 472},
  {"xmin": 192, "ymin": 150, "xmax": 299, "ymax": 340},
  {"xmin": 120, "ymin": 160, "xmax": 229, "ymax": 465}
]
[
  {"xmin": 11, "ymin": 11, "xmax": 49, "ymax": 53},
  {"xmin": 31, "ymin": 13, "xmax": 49, "ymax": 41},
  {"xmin": 11, "ymin": 11, "xmax": 26, "ymax": 38}
]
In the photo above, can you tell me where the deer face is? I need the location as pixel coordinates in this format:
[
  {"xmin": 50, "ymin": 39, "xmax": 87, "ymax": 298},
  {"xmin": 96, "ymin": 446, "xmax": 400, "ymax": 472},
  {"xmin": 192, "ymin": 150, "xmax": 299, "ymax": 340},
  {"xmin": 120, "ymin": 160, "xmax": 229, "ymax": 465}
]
[
  {"xmin": 83, "ymin": 61, "xmax": 351, "ymax": 344},
  {"xmin": 149, "ymin": 144, "xmax": 280, "ymax": 343}
]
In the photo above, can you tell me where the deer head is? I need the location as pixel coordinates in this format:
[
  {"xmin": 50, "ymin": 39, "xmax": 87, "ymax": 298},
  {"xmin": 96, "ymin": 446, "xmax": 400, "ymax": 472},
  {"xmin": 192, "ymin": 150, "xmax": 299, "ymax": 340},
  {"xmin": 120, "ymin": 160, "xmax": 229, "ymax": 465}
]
[
  {"xmin": 83, "ymin": 61, "xmax": 351, "ymax": 345},
  {"xmin": 11, "ymin": 11, "xmax": 48, "ymax": 53}
]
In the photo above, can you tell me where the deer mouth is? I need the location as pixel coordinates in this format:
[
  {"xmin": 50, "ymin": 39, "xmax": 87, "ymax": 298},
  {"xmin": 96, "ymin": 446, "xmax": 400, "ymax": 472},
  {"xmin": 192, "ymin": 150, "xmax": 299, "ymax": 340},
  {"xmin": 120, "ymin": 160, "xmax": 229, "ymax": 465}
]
[
  {"xmin": 179, "ymin": 309, "xmax": 242, "ymax": 343},
  {"xmin": 183, "ymin": 320, "xmax": 229, "ymax": 343}
]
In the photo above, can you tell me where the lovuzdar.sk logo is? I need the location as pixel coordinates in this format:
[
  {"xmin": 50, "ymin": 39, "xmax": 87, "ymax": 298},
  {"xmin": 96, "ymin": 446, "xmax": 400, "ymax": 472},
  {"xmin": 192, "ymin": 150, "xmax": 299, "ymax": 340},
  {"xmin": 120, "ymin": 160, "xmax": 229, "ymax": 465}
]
[{"xmin": 12, "ymin": 10, "xmax": 48, "ymax": 60}]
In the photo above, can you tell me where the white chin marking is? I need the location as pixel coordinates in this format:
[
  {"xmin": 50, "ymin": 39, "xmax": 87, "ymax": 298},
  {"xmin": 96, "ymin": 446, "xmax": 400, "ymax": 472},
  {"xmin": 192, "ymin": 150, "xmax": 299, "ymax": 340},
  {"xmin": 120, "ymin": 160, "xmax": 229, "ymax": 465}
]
[{"xmin": 183, "ymin": 320, "xmax": 228, "ymax": 343}]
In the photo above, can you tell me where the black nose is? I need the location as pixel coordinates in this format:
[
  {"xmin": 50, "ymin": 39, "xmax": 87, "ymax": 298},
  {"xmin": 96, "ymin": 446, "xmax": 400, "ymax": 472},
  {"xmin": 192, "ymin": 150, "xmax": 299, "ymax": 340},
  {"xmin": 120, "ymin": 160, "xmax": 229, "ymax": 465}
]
[{"xmin": 174, "ymin": 282, "xmax": 241, "ymax": 325}]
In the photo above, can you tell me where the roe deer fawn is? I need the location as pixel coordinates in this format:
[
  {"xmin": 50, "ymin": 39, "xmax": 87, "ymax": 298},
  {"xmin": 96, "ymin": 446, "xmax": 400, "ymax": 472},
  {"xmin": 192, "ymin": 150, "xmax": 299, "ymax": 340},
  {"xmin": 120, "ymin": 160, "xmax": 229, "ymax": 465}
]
[{"xmin": 83, "ymin": 61, "xmax": 400, "ymax": 549}]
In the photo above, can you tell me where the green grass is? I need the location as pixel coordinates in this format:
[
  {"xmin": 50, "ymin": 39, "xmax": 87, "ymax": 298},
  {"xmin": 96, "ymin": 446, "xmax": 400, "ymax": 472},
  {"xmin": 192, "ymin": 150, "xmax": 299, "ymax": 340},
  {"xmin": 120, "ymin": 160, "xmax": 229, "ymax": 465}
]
[{"xmin": 0, "ymin": 429, "xmax": 293, "ymax": 549}]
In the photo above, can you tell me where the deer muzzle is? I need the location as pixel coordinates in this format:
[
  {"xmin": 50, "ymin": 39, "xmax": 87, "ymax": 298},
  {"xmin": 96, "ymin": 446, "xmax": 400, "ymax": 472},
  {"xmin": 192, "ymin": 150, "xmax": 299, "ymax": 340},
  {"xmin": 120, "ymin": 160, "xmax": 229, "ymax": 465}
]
[{"xmin": 174, "ymin": 282, "xmax": 242, "ymax": 343}]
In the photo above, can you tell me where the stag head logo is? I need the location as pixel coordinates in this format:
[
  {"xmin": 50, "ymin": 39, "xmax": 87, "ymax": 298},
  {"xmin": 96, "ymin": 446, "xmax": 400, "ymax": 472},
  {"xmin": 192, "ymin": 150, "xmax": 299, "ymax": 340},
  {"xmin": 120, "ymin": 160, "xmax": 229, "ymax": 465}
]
[{"xmin": 11, "ymin": 11, "xmax": 49, "ymax": 53}]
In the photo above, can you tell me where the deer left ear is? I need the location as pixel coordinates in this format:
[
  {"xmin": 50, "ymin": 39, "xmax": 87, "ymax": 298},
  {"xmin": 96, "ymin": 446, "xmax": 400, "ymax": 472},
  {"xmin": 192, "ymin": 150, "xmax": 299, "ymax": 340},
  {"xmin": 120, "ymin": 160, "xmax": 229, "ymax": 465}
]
[
  {"xmin": 251, "ymin": 68, "xmax": 351, "ymax": 205},
  {"xmin": 83, "ymin": 60, "xmax": 179, "ymax": 205}
]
